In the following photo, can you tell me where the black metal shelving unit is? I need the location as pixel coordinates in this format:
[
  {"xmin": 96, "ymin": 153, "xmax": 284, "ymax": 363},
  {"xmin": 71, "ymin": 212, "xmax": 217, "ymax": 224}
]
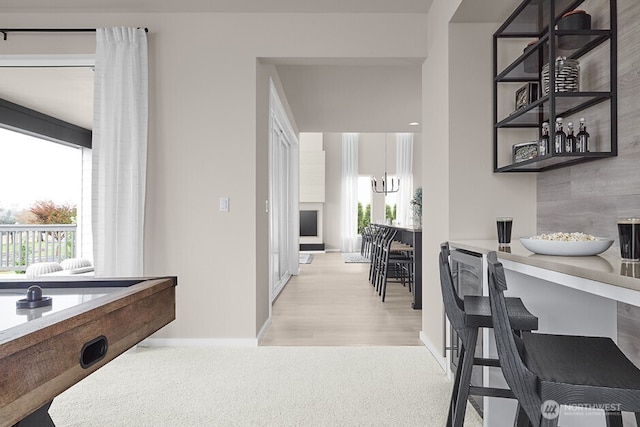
[{"xmin": 493, "ymin": 0, "xmax": 617, "ymax": 173}]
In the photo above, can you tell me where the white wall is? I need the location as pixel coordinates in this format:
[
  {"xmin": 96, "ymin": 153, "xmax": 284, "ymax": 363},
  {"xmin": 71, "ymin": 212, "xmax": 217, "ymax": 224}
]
[
  {"xmin": 449, "ymin": 24, "xmax": 536, "ymax": 241},
  {"xmin": 1, "ymin": 12, "xmax": 428, "ymax": 340},
  {"xmin": 420, "ymin": 0, "xmax": 536, "ymax": 361}
]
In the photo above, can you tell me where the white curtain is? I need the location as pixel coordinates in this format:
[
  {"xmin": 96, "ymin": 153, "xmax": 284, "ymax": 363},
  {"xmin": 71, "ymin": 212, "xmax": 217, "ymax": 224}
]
[
  {"xmin": 395, "ymin": 133, "xmax": 414, "ymax": 227},
  {"xmin": 341, "ymin": 133, "xmax": 359, "ymax": 253},
  {"xmin": 92, "ymin": 27, "xmax": 148, "ymax": 277}
]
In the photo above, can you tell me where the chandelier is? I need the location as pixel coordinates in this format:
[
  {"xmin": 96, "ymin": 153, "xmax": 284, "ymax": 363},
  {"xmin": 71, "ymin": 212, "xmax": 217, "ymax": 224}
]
[{"xmin": 371, "ymin": 134, "xmax": 399, "ymax": 195}]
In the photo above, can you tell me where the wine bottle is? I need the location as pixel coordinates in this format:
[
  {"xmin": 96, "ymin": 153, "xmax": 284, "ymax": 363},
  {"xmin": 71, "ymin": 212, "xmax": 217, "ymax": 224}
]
[
  {"xmin": 566, "ymin": 122, "xmax": 576, "ymax": 153},
  {"xmin": 539, "ymin": 122, "xmax": 549, "ymax": 156},
  {"xmin": 576, "ymin": 117, "xmax": 590, "ymax": 152},
  {"xmin": 555, "ymin": 117, "xmax": 566, "ymax": 154}
]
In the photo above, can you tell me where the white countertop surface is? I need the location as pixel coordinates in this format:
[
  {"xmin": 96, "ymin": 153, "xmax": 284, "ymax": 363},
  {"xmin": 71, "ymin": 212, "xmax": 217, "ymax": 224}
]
[{"xmin": 449, "ymin": 239, "xmax": 640, "ymax": 293}]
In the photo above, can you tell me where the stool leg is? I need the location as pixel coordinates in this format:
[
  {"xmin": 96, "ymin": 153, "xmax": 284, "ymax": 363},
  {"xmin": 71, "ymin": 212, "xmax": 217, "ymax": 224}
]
[
  {"xmin": 604, "ymin": 412, "xmax": 623, "ymax": 427},
  {"xmin": 513, "ymin": 404, "xmax": 531, "ymax": 427},
  {"xmin": 380, "ymin": 254, "xmax": 389, "ymax": 299},
  {"xmin": 541, "ymin": 417, "xmax": 559, "ymax": 427},
  {"xmin": 447, "ymin": 344, "xmax": 466, "ymax": 427},
  {"xmin": 452, "ymin": 330, "xmax": 477, "ymax": 427}
]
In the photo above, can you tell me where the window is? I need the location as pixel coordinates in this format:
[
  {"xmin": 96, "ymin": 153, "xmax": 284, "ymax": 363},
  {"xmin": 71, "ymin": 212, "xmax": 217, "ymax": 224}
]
[
  {"xmin": 384, "ymin": 176, "xmax": 398, "ymax": 223},
  {"xmin": 0, "ymin": 127, "xmax": 81, "ymax": 211},
  {"xmin": 357, "ymin": 176, "xmax": 372, "ymax": 233},
  {"xmin": 0, "ymin": 127, "xmax": 85, "ymax": 272}
]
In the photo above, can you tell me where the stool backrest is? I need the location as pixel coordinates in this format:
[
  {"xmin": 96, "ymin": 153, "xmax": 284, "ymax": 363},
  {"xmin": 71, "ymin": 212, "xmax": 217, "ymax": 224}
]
[
  {"xmin": 383, "ymin": 228, "xmax": 398, "ymax": 249},
  {"xmin": 486, "ymin": 251, "xmax": 541, "ymax": 426},
  {"xmin": 438, "ymin": 242, "xmax": 465, "ymax": 334}
]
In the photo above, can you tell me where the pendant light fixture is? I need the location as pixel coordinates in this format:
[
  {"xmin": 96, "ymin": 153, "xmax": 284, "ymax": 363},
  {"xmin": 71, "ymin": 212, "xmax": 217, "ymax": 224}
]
[{"xmin": 371, "ymin": 133, "xmax": 399, "ymax": 195}]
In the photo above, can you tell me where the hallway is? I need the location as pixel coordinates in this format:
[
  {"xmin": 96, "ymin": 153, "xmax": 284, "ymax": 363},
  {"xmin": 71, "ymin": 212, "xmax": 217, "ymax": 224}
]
[{"xmin": 261, "ymin": 252, "xmax": 422, "ymax": 346}]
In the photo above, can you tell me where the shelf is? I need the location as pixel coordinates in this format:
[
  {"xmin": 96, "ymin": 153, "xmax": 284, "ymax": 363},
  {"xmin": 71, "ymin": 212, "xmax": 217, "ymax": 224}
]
[
  {"xmin": 495, "ymin": 152, "xmax": 616, "ymax": 172},
  {"xmin": 497, "ymin": 92, "xmax": 612, "ymax": 127},
  {"xmin": 493, "ymin": 0, "xmax": 617, "ymax": 174},
  {"xmin": 496, "ymin": 35, "xmax": 548, "ymax": 82},
  {"xmin": 495, "ymin": 0, "xmax": 585, "ymax": 37},
  {"xmin": 496, "ymin": 30, "xmax": 611, "ymax": 82}
]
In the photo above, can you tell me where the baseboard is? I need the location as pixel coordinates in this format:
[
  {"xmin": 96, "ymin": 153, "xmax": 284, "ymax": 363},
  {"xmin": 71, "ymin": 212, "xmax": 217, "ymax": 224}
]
[
  {"xmin": 257, "ymin": 317, "xmax": 272, "ymax": 345},
  {"xmin": 420, "ymin": 331, "xmax": 447, "ymax": 372},
  {"xmin": 140, "ymin": 338, "xmax": 259, "ymax": 347},
  {"xmin": 140, "ymin": 320, "xmax": 273, "ymax": 347}
]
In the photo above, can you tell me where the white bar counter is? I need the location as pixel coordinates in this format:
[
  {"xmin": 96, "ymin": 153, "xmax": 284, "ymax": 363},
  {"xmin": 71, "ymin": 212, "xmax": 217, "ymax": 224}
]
[
  {"xmin": 448, "ymin": 240, "xmax": 640, "ymax": 427},
  {"xmin": 449, "ymin": 239, "xmax": 640, "ymax": 306}
]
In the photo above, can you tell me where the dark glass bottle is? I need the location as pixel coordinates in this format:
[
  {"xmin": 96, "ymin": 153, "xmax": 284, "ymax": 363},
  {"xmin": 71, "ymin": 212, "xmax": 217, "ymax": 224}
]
[
  {"xmin": 566, "ymin": 122, "xmax": 576, "ymax": 153},
  {"xmin": 576, "ymin": 117, "xmax": 590, "ymax": 152},
  {"xmin": 539, "ymin": 122, "xmax": 549, "ymax": 156},
  {"xmin": 555, "ymin": 117, "xmax": 566, "ymax": 153}
]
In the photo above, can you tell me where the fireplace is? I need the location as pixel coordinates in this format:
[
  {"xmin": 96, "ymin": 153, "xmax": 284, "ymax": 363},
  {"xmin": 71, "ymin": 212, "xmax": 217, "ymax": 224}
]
[
  {"xmin": 300, "ymin": 210, "xmax": 318, "ymax": 237},
  {"xmin": 299, "ymin": 203, "xmax": 324, "ymax": 251}
]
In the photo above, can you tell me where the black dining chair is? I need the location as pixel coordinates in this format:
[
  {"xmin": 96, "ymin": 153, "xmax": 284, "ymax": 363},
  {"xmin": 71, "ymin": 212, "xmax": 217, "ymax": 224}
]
[
  {"xmin": 439, "ymin": 242, "xmax": 539, "ymax": 427},
  {"xmin": 486, "ymin": 251, "xmax": 640, "ymax": 427}
]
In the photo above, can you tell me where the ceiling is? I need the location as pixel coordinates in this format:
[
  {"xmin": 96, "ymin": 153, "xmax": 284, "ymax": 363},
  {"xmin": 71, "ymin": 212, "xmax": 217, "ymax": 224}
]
[
  {"xmin": 0, "ymin": 0, "xmax": 434, "ymax": 14},
  {"xmin": 0, "ymin": 67, "xmax": 94, "ymax": 129},
  {"xmin": 451, "ymin": 0, "xmax": 520, "ymax": 23},
  {"xmin": 275, "ymin": 62, "xmax": 422, "ymax": 133}
]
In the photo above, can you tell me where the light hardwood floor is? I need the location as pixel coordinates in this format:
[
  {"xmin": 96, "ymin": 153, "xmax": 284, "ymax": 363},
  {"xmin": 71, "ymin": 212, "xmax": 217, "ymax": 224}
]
[{"xmin": 261, "ymin": 252, "xmax": 422, "ymax": 346}]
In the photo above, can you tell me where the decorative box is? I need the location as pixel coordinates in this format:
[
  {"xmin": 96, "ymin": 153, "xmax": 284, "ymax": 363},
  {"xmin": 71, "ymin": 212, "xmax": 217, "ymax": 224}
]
[{"xmin": 513, "ymin": 141, "xmax": 539, "ymax": 163}]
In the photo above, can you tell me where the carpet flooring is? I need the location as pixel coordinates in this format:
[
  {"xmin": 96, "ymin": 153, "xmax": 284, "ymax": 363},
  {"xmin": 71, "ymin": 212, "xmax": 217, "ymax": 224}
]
[
  {"xmin": 342, "ymin": 252, "xmax": 370, "ymax": 263},
  {"xmin": 49, "ymin": 346, "xmax": 483, "ymax": 427}
]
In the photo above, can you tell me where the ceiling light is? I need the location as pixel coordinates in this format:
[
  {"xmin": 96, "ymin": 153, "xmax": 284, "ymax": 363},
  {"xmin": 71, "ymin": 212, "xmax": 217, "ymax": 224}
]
[
  {"xmin": 371, "ymin": 134, "xmax": 399, "ymax": 195},
  {"xmin": 409, "ymin": 122, "xmax": 420, "ymax": 126}
]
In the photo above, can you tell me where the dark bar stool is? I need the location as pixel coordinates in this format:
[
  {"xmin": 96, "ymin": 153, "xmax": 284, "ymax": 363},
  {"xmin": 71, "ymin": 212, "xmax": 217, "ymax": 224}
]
[
  {"xmin": 360, "ymin": 225, "xmax": 373, "ymax": 258},
  {"xmin": 374, "ymin": 228, "xmax": 398, "ymax": 294},
  {"xmin": 486, "ymin": 251, "xmax": 640, "ymax": 427},
  {"xmin": 380, "ymin": 240, "xmax": 413, "ymax": 301},
  {"xmin": 439, "ymin": 242, "xmax": 539, "ymax": 427},
  {"xmin": 369, "ymin": 226, "xmax": 394, "ymax": 287}
]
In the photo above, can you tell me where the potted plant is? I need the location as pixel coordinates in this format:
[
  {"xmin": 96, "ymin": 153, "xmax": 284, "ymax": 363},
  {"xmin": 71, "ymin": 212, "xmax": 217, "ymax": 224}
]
[{"xmin": 410, "ymin": 187, "xmax": 422, "ymax": 229}]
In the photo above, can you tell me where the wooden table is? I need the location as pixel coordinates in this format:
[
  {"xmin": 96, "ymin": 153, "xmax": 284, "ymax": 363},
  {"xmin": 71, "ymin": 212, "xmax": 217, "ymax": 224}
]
[{"xmin": 0, "ymin": 277, "xmax": 177, "ymax": 427}]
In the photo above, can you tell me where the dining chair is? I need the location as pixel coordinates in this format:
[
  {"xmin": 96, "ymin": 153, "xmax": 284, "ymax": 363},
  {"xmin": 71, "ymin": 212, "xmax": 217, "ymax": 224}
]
[{"xmin": 486, "ymin": 251, "xmax": 640, "ymax": 426}]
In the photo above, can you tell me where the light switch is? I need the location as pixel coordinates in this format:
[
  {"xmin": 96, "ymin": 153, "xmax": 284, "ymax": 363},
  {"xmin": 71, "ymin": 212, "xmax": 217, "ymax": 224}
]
[{"xmin": 219, "ymin": 197, "xmax": 229, "ymax": 212}]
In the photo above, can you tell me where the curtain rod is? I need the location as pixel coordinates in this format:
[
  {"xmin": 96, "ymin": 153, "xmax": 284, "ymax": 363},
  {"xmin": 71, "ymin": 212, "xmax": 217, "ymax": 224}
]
[{"xmin": 0, "ymin": 28, "xmax": 149, "ymax": 41}]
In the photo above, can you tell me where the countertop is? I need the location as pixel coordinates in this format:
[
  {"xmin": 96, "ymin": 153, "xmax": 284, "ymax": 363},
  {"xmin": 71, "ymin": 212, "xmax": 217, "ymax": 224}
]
[{"xmin": 449, "ymin": 239, "xmax": 640, "ymax": 293}]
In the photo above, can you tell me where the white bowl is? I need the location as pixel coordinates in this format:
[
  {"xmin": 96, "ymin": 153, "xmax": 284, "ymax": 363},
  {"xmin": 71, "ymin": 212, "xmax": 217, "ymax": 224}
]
[{"xmin": 520, "ymin": 237, "xmax": 614, "ymax": 256}]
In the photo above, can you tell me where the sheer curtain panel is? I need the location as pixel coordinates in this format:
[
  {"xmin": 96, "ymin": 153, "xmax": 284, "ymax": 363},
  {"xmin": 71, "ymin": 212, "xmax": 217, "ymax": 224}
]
[
  {"xmin": 92, "ymin": 27, "xmax": 148, "ymax": 277},
  {"xmin": 396, "ymin": 133, "xmax": 414, "ymax": 227},
  {"xmin": 341, "ymin": 133, "xmax": 359, "ymax": 253}
]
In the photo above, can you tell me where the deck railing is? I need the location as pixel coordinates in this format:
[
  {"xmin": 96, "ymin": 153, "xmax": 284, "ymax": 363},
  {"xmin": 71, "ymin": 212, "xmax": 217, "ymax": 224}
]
[{"xmin": 0, "ymin": 224, "xmax": 77, "ymax": 271}]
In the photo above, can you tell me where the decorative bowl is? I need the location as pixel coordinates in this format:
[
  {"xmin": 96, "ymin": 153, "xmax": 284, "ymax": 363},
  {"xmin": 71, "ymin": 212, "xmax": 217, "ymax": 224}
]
[{"xmin": 520, "ymin": 237, "xmax": 614, "ymax": 256}]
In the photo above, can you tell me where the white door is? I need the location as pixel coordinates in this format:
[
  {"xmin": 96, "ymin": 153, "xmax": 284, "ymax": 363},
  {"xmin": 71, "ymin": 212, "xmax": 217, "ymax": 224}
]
[{"xmin": 269, "ymin": 80, "xmax": 298, "ymax": 302}]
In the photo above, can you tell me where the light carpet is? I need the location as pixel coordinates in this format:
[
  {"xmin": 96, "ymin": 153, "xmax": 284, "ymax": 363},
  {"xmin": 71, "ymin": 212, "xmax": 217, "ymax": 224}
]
[
  {"xmin": 299, "ymin": 253, "xmax": 314, "ymax": 264},
  {"xmin": 342, "ymin": 252, "xmax": 370, "ymax": 263},
  {"xmin": 49, "ymin": 346, "xmax": 482, "ymax": 427}
]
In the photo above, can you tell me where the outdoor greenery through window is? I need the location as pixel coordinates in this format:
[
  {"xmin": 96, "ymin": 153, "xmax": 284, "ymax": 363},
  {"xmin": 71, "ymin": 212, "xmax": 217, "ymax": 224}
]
[
  {"xmin": 0, "ymin": 127, "xmax": 81, "ymax": 273},
  {"xmin": 385, "ymin": 176, "xmax": 398, "ymax": 224},
  {"xmin": 357, "ymin": 176, "xmax": 372, "ymax": 234}
]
